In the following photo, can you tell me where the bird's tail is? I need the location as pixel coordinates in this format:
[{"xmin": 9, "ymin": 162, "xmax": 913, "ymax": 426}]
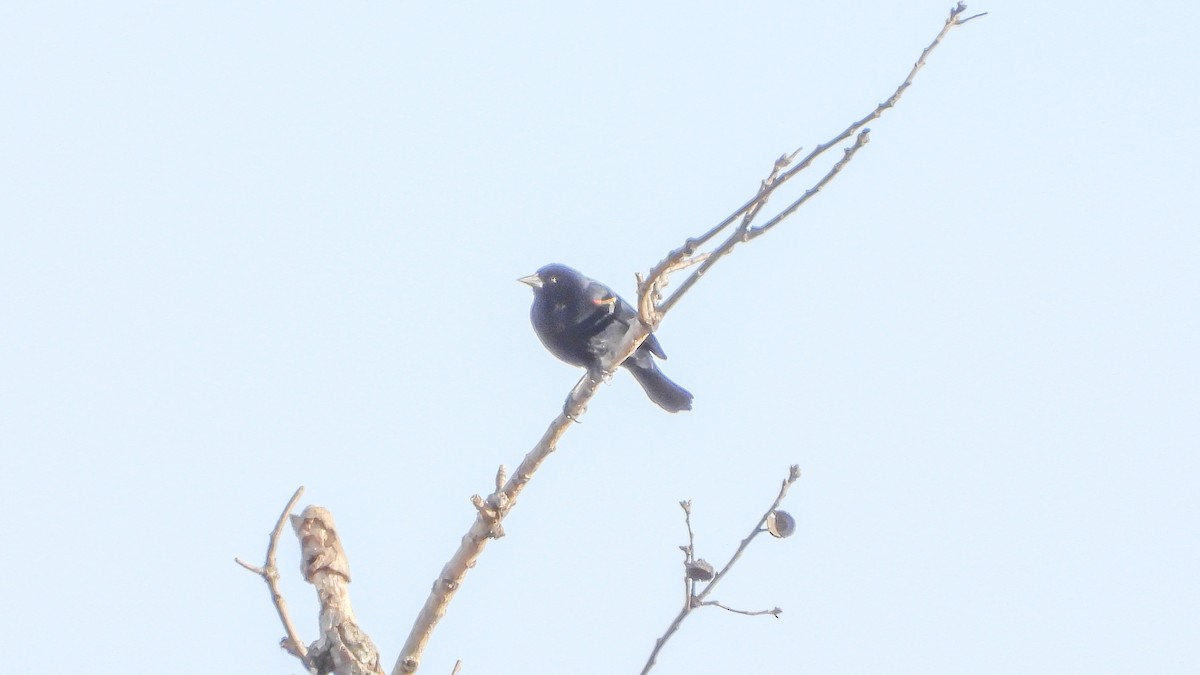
[{"xmin": 625, "ymin": 360, "xmax": 693, "ymax": 413}]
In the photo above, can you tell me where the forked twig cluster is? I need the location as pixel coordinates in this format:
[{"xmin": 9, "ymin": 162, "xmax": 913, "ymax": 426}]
[
  {"xmin": 641, "ymin": 466, "xmax": 801, "ymax": 675},
  {"xmin": 637, "ymin": 2, "xmax": 987, "ymax": 328}
]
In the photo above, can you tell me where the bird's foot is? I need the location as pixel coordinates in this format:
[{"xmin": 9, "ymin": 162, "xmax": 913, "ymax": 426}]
[
  {"xmin": 588, "ymin": 367, "xmax": 614, "ymax": 385},
  {"xmin": 562, "ymin": 395, "xmax": 586, "ymax": 423}
]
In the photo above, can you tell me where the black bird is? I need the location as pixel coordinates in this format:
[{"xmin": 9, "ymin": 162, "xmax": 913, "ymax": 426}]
[{"xmin": 519, "ymin": 263, "xmax": 693, "ymax": 413}]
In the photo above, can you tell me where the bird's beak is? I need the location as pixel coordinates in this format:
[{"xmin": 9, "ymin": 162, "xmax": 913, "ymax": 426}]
[{"xmin": 518, "ymin": 273, "xmax": 543, "ymax": 289}]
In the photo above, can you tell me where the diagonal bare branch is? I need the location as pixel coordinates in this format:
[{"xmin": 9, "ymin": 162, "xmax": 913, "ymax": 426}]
[
  {"xmin": 394, "ymin": 6, "xmax": 984, "ymax": 673},
  {"xmin": 649, "ymin": 2, "xmax": 985, "ymax": 319}
]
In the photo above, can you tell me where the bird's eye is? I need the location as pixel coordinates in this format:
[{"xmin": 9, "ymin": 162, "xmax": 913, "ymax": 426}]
[{"xmin": 548, "ymin": 275, "xmax": 558, "ymax": 284}]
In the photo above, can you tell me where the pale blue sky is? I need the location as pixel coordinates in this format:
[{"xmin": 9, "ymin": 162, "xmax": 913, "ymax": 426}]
[{"xmin": 2, "ymin": 2, "xmax": 1197, "ymax": 673}]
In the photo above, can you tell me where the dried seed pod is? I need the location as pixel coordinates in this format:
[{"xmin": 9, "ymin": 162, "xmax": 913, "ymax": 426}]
[
  {"xmin": 686, "ymin": 558, "xmax": 715, "ymax": 581},
  {"xmin": 766, "ymin": 510, "xmax": 796, "ymax": 538}
]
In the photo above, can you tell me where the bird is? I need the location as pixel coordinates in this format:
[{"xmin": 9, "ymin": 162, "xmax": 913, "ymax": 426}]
[{"xmin": 519, "ymin": 263, "xmax": 693, "ymax": 413}]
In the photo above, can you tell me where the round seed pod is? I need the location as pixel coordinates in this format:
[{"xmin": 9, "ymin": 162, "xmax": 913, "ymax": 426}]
[
  {"xmin": 686, "ymin": 558, "xmax": 715, "ymax": 581},
  {"xmin": 766, "ymin": 510, "xmax": 796, "ymax": 538}
]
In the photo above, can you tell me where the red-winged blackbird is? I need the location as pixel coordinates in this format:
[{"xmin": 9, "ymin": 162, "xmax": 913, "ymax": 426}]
[{"xmin": 519, "ymin": 263, "xmax": 693, "ymax": 413}]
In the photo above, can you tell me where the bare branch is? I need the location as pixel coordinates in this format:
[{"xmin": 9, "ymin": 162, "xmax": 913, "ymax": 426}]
[
  {"xmin": 649, "ymin": 140, "xmax": 815, "ymax": 319},
  {"xmin": 236, "ymin": 486, "xmax": 313, "ymax": 673},
  {"xmin": 292, "ymin": 505, "xmax": 384, "ymax": 675},
  {"xmin": 640, "ymin": 604, "xmax": 690, "ymax": 675},
  {"xmin": 394, "ymin": 6, "xmax": 983, "ymax": 672},
  {"xmin": 393, "ymin": 405, "xmax": 590, "ymax": 674},
  {"xmin": 697, "ymin": 466, "xmax": 801, "ymax": 603},
  {"xmin": 745, "ymin": 129, "xmax": 870, "ymax": 241},
  {"xmin": 646, "ymin": 3, "xmax": 984, "ymax": 318},
  {"xmin": 640, "ymin": 466, "xmax": 801, "ymax": 675}
]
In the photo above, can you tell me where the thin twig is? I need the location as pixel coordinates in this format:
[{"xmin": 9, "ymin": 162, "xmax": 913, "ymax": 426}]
[
  {"xmin": 773, "ymin": 3, "xmax": 981, "ymax": 187},
  {"xmin": 697, "ymin": 600, "xmax": 783, "ymax": 618},
  {"xmin": 236, "ymin": 486, "xmax": 312, "ymax": 671},
  {"xmin": 681, "ymin": 501, "xmax": 696, "ymax": 607},
  {"xmin": 746, "ymin": 130, "xmax": 870, "ymax": 241}
]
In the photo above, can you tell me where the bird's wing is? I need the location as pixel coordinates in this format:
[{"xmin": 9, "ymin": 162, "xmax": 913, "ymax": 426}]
[
  {"xmin": 581, "ymin": 278, "xmax": 620, "ymax": 308},
  {"xmin": 592, "ymin": 280, "xmax": 669, "ymax": 360}
]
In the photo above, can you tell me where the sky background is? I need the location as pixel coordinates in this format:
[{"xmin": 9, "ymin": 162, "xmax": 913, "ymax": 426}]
[{"xmin": 2, "ymin": 2, "xmax": 1197, "ymax": 673}]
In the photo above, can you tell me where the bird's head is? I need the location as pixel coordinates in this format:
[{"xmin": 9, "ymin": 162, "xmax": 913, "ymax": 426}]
[{"xmin": 518, "ymin": 263, "xmax": 585, "ymax": 296}]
